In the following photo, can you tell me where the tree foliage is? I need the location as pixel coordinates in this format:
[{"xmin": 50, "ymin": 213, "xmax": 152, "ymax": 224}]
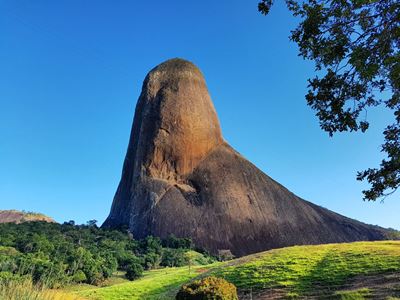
[
  {"xmin": 125, "ymin": 262, "xmax": 143, "ymax": 281},
  {"xmin": 259, "ymin": 0, "xmax": 400, "ymax": 201},
  {"xmin": 0, "ymin": 221, "xmax": 211, "ymax": 287}
]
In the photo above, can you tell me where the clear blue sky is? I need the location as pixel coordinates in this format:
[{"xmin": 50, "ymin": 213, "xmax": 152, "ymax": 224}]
[{"xmin": 1, "ymin": 0, "xmax": 398, "ymax": 229}]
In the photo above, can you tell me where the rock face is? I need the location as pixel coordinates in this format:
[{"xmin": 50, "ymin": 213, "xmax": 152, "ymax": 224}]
[
  {"xmin": 103, "ymin": 58, "xmax": 388, "ymax": 256},
  {"xmin": 0, "ymin": 210, "xmax": 55, "ymax": 224}
]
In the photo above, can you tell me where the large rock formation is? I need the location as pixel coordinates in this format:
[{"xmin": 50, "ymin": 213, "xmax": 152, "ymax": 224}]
[{"xmin": 103, "ymin": 58, "xmax": 389, "ymax": 256}]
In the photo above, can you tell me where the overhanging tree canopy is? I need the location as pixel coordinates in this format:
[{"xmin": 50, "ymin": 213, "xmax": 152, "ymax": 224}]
[{"xmin": 259, "ymin": 0, "xmax": 400, "ymax": 201}]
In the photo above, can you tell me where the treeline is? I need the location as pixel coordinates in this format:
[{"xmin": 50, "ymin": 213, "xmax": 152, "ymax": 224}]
[{"xmin": 0, "ymin": 221, "xmax": 214, "ymax": 287}]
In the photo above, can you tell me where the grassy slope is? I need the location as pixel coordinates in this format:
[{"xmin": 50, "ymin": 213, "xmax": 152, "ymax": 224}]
[
  {"xmin": 73, "ymin": 265, "xmax": 217, "ymax": 300},
  {"xmin": 65, "ymin": 241, "xmax": 400, "ymax": 299},
  {"xmin": 211, "ymin": 241, "xmax": 400, "ymax": 298}
]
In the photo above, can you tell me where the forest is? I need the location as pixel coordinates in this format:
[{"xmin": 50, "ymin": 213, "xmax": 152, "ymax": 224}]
[{"xmin": 0, "ymin": 221, "xmax": 214, "ymax": 288}]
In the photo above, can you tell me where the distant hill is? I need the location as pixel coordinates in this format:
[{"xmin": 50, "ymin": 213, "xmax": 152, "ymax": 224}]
[{"xmin": 0, "ymin": 210, "xmax": 55, "ymax": 224}]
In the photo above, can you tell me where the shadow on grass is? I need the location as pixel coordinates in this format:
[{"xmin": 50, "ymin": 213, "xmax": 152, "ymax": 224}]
[
  {"xmin": 137, "ymin": 279, "xmax": 191, "ymax": 300},
  {"xmin": 290, "ymin": 249, "xmax": 350, "ymax": 297},
  {"xmin": 291, "ymin": 248, "xmax": 396, "ymax": 298}
]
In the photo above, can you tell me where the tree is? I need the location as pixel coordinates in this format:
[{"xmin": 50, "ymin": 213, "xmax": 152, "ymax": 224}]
[
  {"xmin": 99, "ymin": 252, "xmax": 118, "ymax": 278},
  {"xmin": 161, "ymin": 248, "xmax": 186, "ymax": 267},
  {"xmin": 143, "ymin": 252, "xmax": 161, "ymax": 270},
  {"xmin": 64, "ymin": 220, "xmax": 75, "ymax": 226},
  {"xmin": 184, "ymin": 251, "xmax": 197, "ymax": 274},
  {"xmin": 86, "ymin": 220, "xmax": 98, "ymax": 227},
  {"xmin": 162, "ymin": 234, "xmax": 193, "ymax": 249},
  {"xmin": 258, "ymin": 0, "xmax": 400, "ymax": 201},
  {"xmin": 125, "ymin": 262, "xmax": 143, "ymax": 281},
  {"xmin": 140, "ymin": 236, "xmax": 162, "ymax": 254}
]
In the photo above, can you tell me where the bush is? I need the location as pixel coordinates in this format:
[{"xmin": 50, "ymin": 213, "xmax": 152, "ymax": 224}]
[
  {"xmin": 125, "ymin": 263, "xmax": 143, "ymax": 281},
  {"xmin": 72, "ymin": 270, "xmax": 87, "ymax": 283},
  {"xmin": 184, "ymin": 250, "xmax": 216, "ymax": 266},
  {"xmin": 218, "ymin": 250, "xmax": 234, "ymax": 261},
  {"xmin": 176, "ymin": 276, "xmax": 238, "ymax": 300},
  {"xmin": 0, "ymin": 271, "xmax": 26, "ymax": 283}
]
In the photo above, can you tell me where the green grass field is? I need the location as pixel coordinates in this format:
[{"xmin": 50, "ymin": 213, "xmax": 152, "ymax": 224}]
[
  {"xmin": 71, "ymin": 265, "xmax": 217, "ymax": 300},
  {"xmin": 211, "ymin": 241, "xmax": 400, "ymax": 298},
  {"xmin": 62, "ymin": 241, "xmax": 400, "ymax": 300}
]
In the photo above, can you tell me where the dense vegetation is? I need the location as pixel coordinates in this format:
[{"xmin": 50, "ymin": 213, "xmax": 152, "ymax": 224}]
[{"xmin": 0, "ymin": 221, "xmax": 213, "ymax": 288}]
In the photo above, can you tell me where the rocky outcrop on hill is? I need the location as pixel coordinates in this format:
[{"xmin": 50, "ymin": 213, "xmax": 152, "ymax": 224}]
[
  {"xmin": 103, "ymin": 58, "xmax": 389, "ymax": 256},
  {"xmin": 0, "ymin": 210, "xmax": 55, "ymax": 224}
]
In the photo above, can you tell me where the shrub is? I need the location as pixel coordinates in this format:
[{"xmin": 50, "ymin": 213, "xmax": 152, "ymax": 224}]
[
  {"xmin": 0, "ymin": 271, "xmax": 26, "ymax": 283},
  {"xmin": 176, "ymin": 276, "xmax": 238, "ymax": 300},
  {"xmin": 218, "ymin": 250, "xmax": 234, "ymax": 261},
  {"xmin": 125, "ymin": 263, "xmax": 143, "ymax": 281},
  {"xmin": 72, "ymin": 270, "xmax": 87, "ymax": 283},
  {"xmin": 184, "ymin": 250, "xmax": 216, "ymax": 266}
]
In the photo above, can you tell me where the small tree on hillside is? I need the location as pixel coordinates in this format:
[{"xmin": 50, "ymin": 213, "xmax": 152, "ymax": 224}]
[
  {"xmin": 184, "ymin": 251, "xmax": 197, "ymax": 274},
  {"xmin": 125, "ymin": 262, "xmax": 143, "ymax": 281}
]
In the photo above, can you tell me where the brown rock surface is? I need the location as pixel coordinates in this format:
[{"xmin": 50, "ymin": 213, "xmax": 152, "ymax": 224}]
[
  {"xmin": 0, "ymin": 210, "xmax": 55, "ymax": 224},
  {"xmin": 103, "ymin": 58, "xmax": 389, "ymax": 256}
]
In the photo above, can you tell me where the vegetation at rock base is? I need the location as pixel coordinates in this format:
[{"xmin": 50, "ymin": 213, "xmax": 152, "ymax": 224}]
[
  {"xmin": 56, "ymin": 241, "xmax": 400, "ymax": 300},
  {"xmin": 0, "ymin": 221, "xmax": 214, "ymax": 290},
  {"xmin": 176, "ymin": 276, "xmax": 238, "ymax": 300},
  {"xmin": 258, "ymin": 0, "xmax": 400, "ymax": 201},
  {"xmin": 1, "ymin": 221, "xmax": 399, "ymax": 299}
]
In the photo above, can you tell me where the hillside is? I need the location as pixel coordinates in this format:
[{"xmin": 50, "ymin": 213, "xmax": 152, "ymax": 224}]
[
  {"xmin": 73, "ymin": 266, "xmax": 214, "ymax": 300},
  {"xmin": 64, "ymin": 241, "xmax": 400, "ymax": 300},
  {"xmin": 211, "ymin": 241, "xmax": 400, "ymax": 299},
  {"xmin": 0, "ymin": 210, "xmax": 55, "ymax": 224}
]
